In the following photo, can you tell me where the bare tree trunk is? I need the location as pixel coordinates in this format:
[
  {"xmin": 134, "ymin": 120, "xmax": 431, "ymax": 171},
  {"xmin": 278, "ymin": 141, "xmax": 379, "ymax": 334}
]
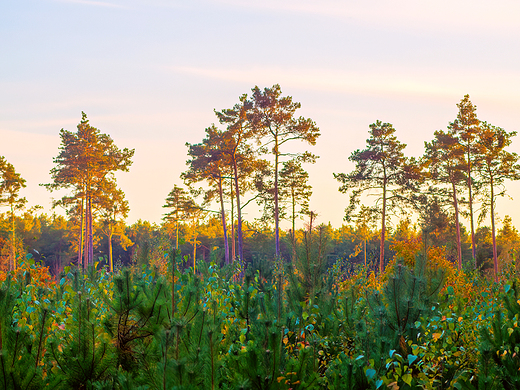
[
  {"xmin": 452, "ymin": 182, "xmax": 463, "ymax": 270},
  {"xmin": 218, "ymin": 175, "xmax": 230, "ymax": 265}
]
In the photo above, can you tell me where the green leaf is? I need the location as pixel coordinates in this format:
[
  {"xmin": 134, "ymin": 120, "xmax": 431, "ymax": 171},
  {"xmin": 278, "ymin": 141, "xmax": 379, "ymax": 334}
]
[
  {"xmin": 403, "ymin": 373, "xmax": 412, "ymax": 386},
  {"xmin": 366, "ymin": 368, "xmax": 376, "ymax": 380},
  {"xmin": 407, "ymin": 354, "xmax": 418, "ymax": 365}
]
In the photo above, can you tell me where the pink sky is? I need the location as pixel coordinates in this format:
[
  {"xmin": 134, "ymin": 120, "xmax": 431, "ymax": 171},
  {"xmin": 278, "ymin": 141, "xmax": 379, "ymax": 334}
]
[{"xmin": 1, "ymin": 0, "xmax": 520, "ymax": 230}]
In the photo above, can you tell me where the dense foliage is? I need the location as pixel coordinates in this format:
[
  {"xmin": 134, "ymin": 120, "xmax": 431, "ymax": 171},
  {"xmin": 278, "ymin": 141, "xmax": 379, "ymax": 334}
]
[
  {"xmin": 1, "ymin": 89, "xmax": 520, "ymax": 388},
  {"xmin": 1, "ymin": 241, "xmax": 519, "ymax": 389}
]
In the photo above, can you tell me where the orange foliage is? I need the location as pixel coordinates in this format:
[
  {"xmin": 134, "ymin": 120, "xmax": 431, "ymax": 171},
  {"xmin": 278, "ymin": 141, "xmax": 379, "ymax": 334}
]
[
  {"xmin": 0, "ymin": 261, "xmax": 55, "ymax": 288},
  {"xmin": 149, "ymin": 255, "xmax": 168, "ymax": 275},
  {"xmin": 426, "ymin": 245, "xmax": 473, "ymax": 299},
  {"xmin": 390, "ymin": 236, "xmax": 423, "ymax": 268}
]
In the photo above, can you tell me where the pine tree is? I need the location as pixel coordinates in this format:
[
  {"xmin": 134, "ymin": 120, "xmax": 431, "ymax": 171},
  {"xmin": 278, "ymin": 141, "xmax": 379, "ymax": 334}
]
[
  {"xmin": 475, "ymin": 122, "xmax": 520, "ymax": 282},
  {"xmin": 0, "ymin": 156, "xmax": 27, "ymax": 271},
  {"xmin": 250, "ymin": 84, "xmax": 320, "ymax": 261},
  {"xmin": 335, "ymin": 121, "xmax": 420, "ymax": 273},
  {"xmin": 279, "ymin": 159, "xmax": 313, "ymax": 262},
  {"xmin": 163, "ymin": 185, "xmax": 197, "ymax": 253},
  {"xmin": 479, "ymin": 283, "xmax": 520, "ymax": 389},
  {"xmin": 183, "ymin": 126, "xmax": 231, "ymax": 265},
  {"xmin": 0, "ymin": 276, "xmax": 45, "ymax": 389},
  {"xmin": 97, "ymin": 179, "xmax": 130, "ymax": 272},
  {"xmin": 424, "ymin": 130, "xmax": 466, "ymax": 269},
  {"xmin": 449, "ymin": 95, "xmax": 480, "ymax": 266},
  {"xmin": 103, "ymin": 269, "xmax": 168, "ymax": 372},
  {"xmin": 49, "ymin": 289, "xmax": 115, "ymax": 388},
  {"xmin": 43, "ymin": 113, "xmax": 134, "ymax": 268}
]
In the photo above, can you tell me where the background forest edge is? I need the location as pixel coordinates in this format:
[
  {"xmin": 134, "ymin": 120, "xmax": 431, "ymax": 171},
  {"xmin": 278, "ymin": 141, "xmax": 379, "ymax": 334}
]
[{"xmin": 1, "ymin": 86, "xmax": 519, "ymax": 280}]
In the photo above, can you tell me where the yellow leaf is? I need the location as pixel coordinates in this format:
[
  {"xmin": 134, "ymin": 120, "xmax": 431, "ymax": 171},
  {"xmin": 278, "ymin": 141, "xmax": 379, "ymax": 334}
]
[{"xmin": 432, "ymin": 333, "xmax": 442, "ymax": 341}]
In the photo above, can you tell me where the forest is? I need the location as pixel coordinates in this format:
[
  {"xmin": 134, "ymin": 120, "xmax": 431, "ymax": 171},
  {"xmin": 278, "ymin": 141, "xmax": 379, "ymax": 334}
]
[{"xmin": 0, "ymin": 85, "xmax": 520, "ymax": 389}]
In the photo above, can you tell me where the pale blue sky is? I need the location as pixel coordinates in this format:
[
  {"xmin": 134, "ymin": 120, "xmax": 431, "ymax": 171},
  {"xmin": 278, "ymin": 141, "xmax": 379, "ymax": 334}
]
[{"xmin": 1, "ymin": 0, "xmax": 520, "ymax": 229}]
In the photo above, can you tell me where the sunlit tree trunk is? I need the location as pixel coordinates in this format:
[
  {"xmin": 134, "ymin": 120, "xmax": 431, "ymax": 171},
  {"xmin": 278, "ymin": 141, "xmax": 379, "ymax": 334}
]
[
  {"xmin": 379, "ymin": 177, "xmax": 387, "ymax": 274},
  {"xmin": 274, "ymin": 136, "xmax": 280, "ymax": 259},
  {"xmin": 10, "ymin": 202, "xmax": 15, "ymax": 271},
  {"xmin": 364, "ymin": 239, "xmax": 367, "ymax": 267},
  {"xmin": 490, "ymin": 175, "xmax": 498, "ymax": 283},
  {"xmin": 218, "ymin": 175, "xmax": 230, "ymax": 265},
  {"xmin": 109, "ymin": 227, "xmax": 114, "ymax": 272},
  {"xmin": 193, "ymin": 234, "xmax": 197, "ymax": 274},
  {"xmin": 230, "ymin": 178, "xmax": 236, "ymax": 262},
  {"xmin": 232, "ymin": 156, "xmax": 244, "ymax": 261},
  {"xmin": 452, "ymin": 182, "xmax": 463, "ymax": 270},
  {"xmin": 175, "ymin": 207, "xmax": 179, "ymax": 252},
  {"xmin": 83, "ymin": 191, "xmax": 89, "ymax": 270},
  {"xmin": 77, "ymin": 197, "xmax": 84, "ymax": 269},
  {"xmin": 88, "ymin": 195, "xmax": 94, "ymax": 266},
  {"xmin": 467, "ymin": 159, "xmax": 477, "ymax": 268},
  {"xmin": 291, "ymin": 187, "xmax": 296, "ymax": 262}
]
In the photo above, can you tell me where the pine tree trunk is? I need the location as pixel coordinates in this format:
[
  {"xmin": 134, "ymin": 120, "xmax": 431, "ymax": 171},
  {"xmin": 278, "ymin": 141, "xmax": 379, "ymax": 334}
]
[
  {"xmin": 193, "ymin": 235, "xmax": 197, "ymax": 274},
  {"xmin": 10, "ymin": 202, "xmax": 15, "ymax": 272},
  {"xmin": 274, "ymin": 136, "xmax": 280, "ymax": 259},
  {"xmin": 491, "ymin": 176, "xmax": 498, "ymax": 283},
  {"xmin": 230, "ymin": 180, "xmax": 236, "ymax": 262},
  {"xmin": 78, "ymin": 197, "xmax": 84, "ymax": 269},
  {"xmin": 232, "ymin": 158, "xmax": 244, "ymax": 261},
  {"xmin": 379, "ymin": 181, "xmax": 387, "ymax": 274},
  {"xmin": 218, "ymin": 175, "xmax": 230, "ymax": 265},
  {"xmin": 175, "ymin": 207, "xmax": 179, "ymax": 253},
  {"xmin": 170, "ymin": 247, "xmax": 176, "ymax": 318},
  {"xmin": 109, "ymin": 228, "xmax": 114, "ymax": 272},
  {"xmin": 88, "ymin": 195, "xmax": 94, "ymax": 266},
  {"xmin": 83, "ymin": 192, "xmax": 89, "ymax": 270},
  {"xmin": 291, "ymin": 188, "xmax": 296, "ymax": 263},
  {"xmin": 467, "ymin": 151, "xmax": 477, "ymax": 268},
  {"xmin": 364, "ymin": 239, "xmax": 367, "ymax": 268},
  {"xmin": 452, "ymin": 181, "xmax": 463, "ymax": 270}
]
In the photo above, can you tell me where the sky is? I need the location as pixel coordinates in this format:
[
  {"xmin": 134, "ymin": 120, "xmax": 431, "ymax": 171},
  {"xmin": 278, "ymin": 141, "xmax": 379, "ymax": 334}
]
[{"xmin": 1, "ymin": 0, "xmax": 520, "ymax": 230}]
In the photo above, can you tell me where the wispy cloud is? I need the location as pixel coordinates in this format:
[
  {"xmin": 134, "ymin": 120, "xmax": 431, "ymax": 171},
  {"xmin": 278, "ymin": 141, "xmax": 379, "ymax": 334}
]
[
  {"xmin": 168, "ymin": 65, "xmax": 489, "ymax": 100},
  {"xmin": 54, "ymin": 0, "xmax": 128, "ymax": 9},
  {"xmin": 209, "ymin": 0, "xmax": 519, "ymax": 34}
]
